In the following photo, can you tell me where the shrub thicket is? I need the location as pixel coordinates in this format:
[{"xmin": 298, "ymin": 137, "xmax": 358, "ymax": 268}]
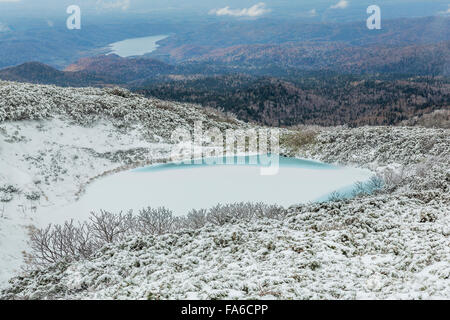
[{"xmin": 27, "ymin": 202, "xmax": 285, "ymax": 267}]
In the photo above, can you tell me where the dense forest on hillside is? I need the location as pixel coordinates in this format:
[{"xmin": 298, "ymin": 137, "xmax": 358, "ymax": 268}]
[
  {"xmin": 204, "ymin": 42, "xmax": 449, "ymax": 76},
  {"xmin": 1, "ymin": 59, "xmax": 448, "ymax": 127},
  {"xmin": 137, "ymin": 74, "xmax": 450, "ymax": 127}
]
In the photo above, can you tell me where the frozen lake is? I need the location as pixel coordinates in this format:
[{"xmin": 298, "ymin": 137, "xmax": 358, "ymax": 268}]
[
  {"xmin": 0, "ymin": 155, "xmax": 374, "ymax": 287},
  {"xmin": 41, "ymin": 156, "xmax": 374, "ymax": 220},
  {"xmin": 106, "ymin": 35, "xmax": 168, "ymax": 57}
]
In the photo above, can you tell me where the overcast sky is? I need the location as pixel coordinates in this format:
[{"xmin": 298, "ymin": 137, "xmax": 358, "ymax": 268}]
[{"xmin": 0, "ymin": 0, "xmax": 449, "ymax": 21}]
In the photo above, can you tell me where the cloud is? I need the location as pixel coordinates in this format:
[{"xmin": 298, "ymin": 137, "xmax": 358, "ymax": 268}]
[
  {"xmin": 309, "ymin": 9, "xmax": 317, "ymax": 17},
  {"xmin": 0, "ymin": 22, "xmax": 11, "ymax": 32},
  {"xmin": 96, "ymin": 0, "xmax": 130, "ymax": 11},
  {"xmin": 209, "ymin": 2, "xmax": 271, "ymax": 17},
  {"xmin": 438, "ymin": 5, "xmax": 450, "ymax": 15},
  {"xmin": 0, "ymin": 0, "xmax": 21, "ymax": 2},
  {"xmin": 330, "ymin": 0, "xmax": 349, "ymax": 9}
]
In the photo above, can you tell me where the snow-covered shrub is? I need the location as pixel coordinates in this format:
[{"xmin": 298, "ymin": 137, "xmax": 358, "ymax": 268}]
[
  {"xmin": 419, "ymin": 211, "xmax": 438, "ymax": 223},
  {"xmin": 0, "ymin": 81, "xmax": 246, "ymax": 140},
  {"xmin": 205, "ymin": 202, "xmax": 285, "ymax": 225},
  {"xmin": 0, "ymin": 193, "xmax": 13, "ymax": 203},
  {"xmin": 28, "ymin": 211, "xmax": 136, "ymax": 267},
  {"xmin": 137, "ymin": 207, "xmax": 178, "ymax": 235},
  {"xmin": 326, "ymin": 177, "xmax": 384, "ymax": 203},
  {"xmin": 184, "ymin": 209, "xmax": 208, "ymax": 229},
  {"xmin": 400, "ymin": 109, "xmax": 450, "ymax": 129},
  {"xmin": 26, "ymin": 203, "xmax": 285, "ymax": 267},
  {"xmin": 327, "ymin": 191, "xmax": 343, "ymax": 202},
  {"xmin": 280, "ymin": 129, "xmax": 318, "ymax": 154},
  {"xmin": 13, "ymin": 189, "xmax": 449, "ymax": 300},
  {"xmin": 28, "ymin": 221, "xmax": 95, "ymax": 267},
  {"xmin": 105, "ymin": 87, "xmax": 132, "ymax": 98},
  {"xmin": 0, "ymin": 184, "xmax": 20, "ymax": 202},
  {"xmin": 0, "ymin": 184, "xmax": 20, "ymax": 194},
  {"xmin": 88, "ymin": 210, "xmax": 135, "ymax": 244},
  {"xmin": 25, "ymin": 191, "xmax": 41, "ymax": 201},
  {"xmin": 351, "ymin": 181, "xmax": 370, "ymax": 198},
  {"xmin": 367, "ymin": 175, "xmax": 384, "ymax": 191}
]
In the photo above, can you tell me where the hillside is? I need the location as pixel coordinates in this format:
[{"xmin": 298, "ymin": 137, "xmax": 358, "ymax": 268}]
[
  {"xmin": 2, "ymin": 53, "xmax": 448, "ymax": 129},
  {"xmin": 0, "ymin": 80, "xmax": 244, "ymax": 286},
  {"xmin": 0, "ymin": 62, "xmax": 114, "ymax": 87},
  {"xmin": 1, "ymin": 122, "xmax": 449, "ymax": 299},
  {"xmin": 0, "ymin": 81, "xmax": 448, "ymax": 299},
  {"xmin": 150, "ymin": 17, "xmax": 450, "ymax": 64},
  {"xmin": 138, "ymin": 75, "xmax": 450, "ymax": 127},
  {"xmin": 184, "ymin": 41, "xmax": 450, "ymax": 76},
  {"xmin": 0, "ymin": 56, "xmax": 175, "ymax": 87},
  {"xmin": 65, "ymin": 55, "xmax": 175, "ymax": 83}
]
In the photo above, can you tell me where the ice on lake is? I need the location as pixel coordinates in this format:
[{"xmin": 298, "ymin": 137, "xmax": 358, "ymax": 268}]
[{"xmin": 41, "ymin": 156, "xmax": 375, "ymax": 220}]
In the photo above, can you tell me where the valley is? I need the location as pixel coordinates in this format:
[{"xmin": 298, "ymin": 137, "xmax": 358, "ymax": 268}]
[{"xmin": 1, "ymin": 16, "xmax": 448, "ymax": 129}]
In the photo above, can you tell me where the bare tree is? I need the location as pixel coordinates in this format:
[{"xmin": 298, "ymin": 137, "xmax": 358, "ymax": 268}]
[
  {"xmin": 137, "ymin": 207, "xmax": 176, "ymax": 235},
  {"xmin": 327, "ymin": 191, "xmax": 343, "ymax": 202},
  {"xmin": 27, "ymin": 202, "xmax": 286, "ymax": 267},
  {"xmin": 367, "ymin": 175, "xmax": 384, "ymax": 192},
  {"xmin": 185, "ymin": 209, "xmax": 208, "ymax": 229},
  {"xmin": 28, "ymin": 220, "xmax": 94, "ymax": 267},
  {"xmin": 89, "ymin": 210, "xmax": 134, "ymax": 244}
]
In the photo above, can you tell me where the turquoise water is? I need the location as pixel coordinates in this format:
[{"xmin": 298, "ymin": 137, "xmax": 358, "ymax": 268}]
[
  {"xmin": 134, "ymin": 155, "xmax": 334, "ymax": 172},
  {"xmin": 60, "ymin": 155, "xmax": 374, "ymax": 217}
]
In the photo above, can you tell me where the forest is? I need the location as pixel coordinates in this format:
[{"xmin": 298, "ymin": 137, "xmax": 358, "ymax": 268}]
[{"xmin": 137, "ymin": 74, "xmax": 450, "ymax": 127}]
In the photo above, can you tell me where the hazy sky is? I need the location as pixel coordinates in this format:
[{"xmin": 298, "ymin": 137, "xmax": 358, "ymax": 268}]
[{"xmin": 0, "ymin": 0, "xmax": 449, "ymax": 21}]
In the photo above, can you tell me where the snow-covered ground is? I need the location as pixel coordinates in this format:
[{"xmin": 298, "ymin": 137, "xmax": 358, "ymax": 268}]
[
  {"xmin": 0, "ymin": 81, "xmax": 448, "ymax": 299},
  {"xmin": 0, "ymin": 81, "xmax": 243, "ymax": 287},
  {"xmin": 4, "ymin": 191, "xmax": 448, "ymax": 300},
  {"xmin": 0, "ymin": 119, "xmax": 171, "ymax": 285}
]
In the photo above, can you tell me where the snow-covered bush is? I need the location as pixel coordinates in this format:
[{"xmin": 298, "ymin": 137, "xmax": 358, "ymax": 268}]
[
  {"xmin": 0, "ymin": 81, "xmax": 246, "ymax": 139},
  {"xmin": 205, "ymin": 202, "xmax": 285, "ymax": 225},
  {"xmin": 327, "ymin": 191, "xmax": 343, "ymax": 202},
  {"xmin": 137, "ymin": 207, "xmax": 178, "ymax": 235},
  {"xmin": 9, "ymin": 189, "xmax": 449, "ymax": 300},
  {"xmin": 280, "ymin": 129, "xmax": 318, "ymax": 154},
  {"xmin": 28, "ymin": 221, "xmax": 95, "ymax": 267},
  {"xmin": 0, "ymin": 184, "xmax": 20, "ymax": 203},
  {"xmin": 89, "ymin": 210, "xmax": 135, "ymax": 244},
  {"xmin": 25, "ymin": 191, "xmax": 41, "ymax": 201},
  {"xmin": 0, "ymin": 184, "xmax": 20, "ymax": 194},
  {"xmin": 26, "ymin": 203, "xmax": 286, "ymax": 267},
  {"xmin": 0, "ymin": 193, "xmax": 13, "ymax": 203}
]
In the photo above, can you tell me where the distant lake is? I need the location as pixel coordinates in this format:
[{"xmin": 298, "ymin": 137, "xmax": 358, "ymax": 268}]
[{"xmin": 106, "ymin": 35, "xmax": 168, "ymax": 57}]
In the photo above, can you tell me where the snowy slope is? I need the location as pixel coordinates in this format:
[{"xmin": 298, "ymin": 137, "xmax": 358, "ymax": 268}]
[
  {"xmin": 0, "ymin": 81, "xmax": 245, "ymax": 287},
  {"xmin": 0, "ymin": 81, "xmax": 448, "ymax": 299},
  {"xmin": 3, "ymin": 190, "xmax": 449, "ymax": 300}
]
